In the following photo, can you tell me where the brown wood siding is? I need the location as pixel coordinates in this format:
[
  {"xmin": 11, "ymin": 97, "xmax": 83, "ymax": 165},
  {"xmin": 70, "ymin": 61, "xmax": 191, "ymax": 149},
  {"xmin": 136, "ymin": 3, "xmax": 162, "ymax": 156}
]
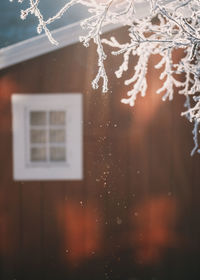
[{"xmin": 0, "ymin": 28, "xmax": 200, "ymax": 280}]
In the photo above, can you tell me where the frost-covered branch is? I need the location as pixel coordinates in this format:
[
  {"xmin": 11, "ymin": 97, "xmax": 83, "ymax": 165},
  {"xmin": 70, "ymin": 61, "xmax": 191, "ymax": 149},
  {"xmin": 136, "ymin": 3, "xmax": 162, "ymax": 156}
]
[{"xmin": 11, "ymin": 0, "xmax": 200, "ymax": 154}]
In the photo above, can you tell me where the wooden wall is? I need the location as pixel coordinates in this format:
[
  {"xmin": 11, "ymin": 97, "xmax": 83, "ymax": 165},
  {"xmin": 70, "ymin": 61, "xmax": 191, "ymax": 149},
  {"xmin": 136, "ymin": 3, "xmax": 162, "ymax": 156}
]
[{"xmin": 0, "ymin": 28, "xmax": 200, "ymax": 280}]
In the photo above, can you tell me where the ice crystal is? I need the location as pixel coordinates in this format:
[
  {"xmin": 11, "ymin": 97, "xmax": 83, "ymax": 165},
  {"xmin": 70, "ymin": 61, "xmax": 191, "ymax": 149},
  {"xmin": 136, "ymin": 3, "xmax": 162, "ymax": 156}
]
[{"xmin": 11, "ymin": 0, "xmax": 200, "ymax": 154}]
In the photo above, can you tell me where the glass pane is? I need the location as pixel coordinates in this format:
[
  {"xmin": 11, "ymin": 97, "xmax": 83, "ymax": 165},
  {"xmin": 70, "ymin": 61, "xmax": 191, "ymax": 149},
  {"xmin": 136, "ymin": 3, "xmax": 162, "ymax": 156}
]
[
  {"xmin": 30, "ymin": 111, "xmax": 47, "ymax": 126},
  {"xmin": 50, "ymin": 146, "xmax": 66, "ymax": 162},
  {"xmin": 49, "ymin": 129, "xmax": 65, "ymax": 143},
  {"xmin": 50, "ymin": 111, "xmax": 66, "ymax": 125},
  {"xmin": 30, "ymin": 129, "xmax": 47, "ymax": 143},
  {"xmin": 31, "ymin": 147, "xmax": 47, "ymax": 162}
]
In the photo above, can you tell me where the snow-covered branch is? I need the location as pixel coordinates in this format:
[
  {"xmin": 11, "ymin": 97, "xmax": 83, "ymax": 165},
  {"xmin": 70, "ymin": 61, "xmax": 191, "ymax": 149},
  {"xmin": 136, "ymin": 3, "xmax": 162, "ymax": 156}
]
[{"xmin": 11, "ymin": 0, "xmax": 200, "ymax": 154}]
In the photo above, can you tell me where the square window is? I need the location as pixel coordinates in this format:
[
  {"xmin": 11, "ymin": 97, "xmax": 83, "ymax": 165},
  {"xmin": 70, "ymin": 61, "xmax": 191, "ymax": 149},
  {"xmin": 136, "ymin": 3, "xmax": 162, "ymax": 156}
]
[
  {"xmin": 31, "ymin": 147, "xmax": 47, "ymax": 162},
  {"xmin": 50, "ymin": 146, "xmax": 66, "ymax": 162},
  {"xmin": 50, "ymin": 111, "xmax": 66, "ymax": 125},
  {"xmin": 30, "ymin": 129, "xmax": 47, "ymax": 144},
  {"xmin": 30, "ymin": 111, "xmax": 47, "ymax": 126},
  {"xmin": 49, "ymin": 129, "xmax": 65, "ymax": 143},
  {"xmin": 12, "ymin": 94, "xmax": 83, "ymax": 180}
]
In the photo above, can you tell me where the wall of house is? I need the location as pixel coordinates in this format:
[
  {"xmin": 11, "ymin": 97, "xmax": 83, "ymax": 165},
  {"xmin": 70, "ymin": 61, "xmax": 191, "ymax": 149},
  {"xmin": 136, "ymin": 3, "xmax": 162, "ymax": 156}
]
[{"xmin": 0, "ymin": 29, "xmax": 200, "ymax": 280}]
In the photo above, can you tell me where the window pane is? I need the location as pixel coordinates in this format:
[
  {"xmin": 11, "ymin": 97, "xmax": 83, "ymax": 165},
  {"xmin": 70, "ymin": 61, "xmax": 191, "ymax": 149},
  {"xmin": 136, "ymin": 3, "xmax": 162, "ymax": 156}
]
[
  {"xmin": 30, "ymin": 111, "xmax": 47, "ymax": 126},
  {"xmin": 50, "ymin": 146, "xmax": 66, "ymax": 162},
  {"xmin": 49, "ymin": 129, "xmax": 65, "ymax": 143},
  {"xmin": 50, "ymin": 111, "xmax": 66, "ymax": 125},
  {"xmin": 31, "ymin": 147, "xmax": 47, "ymax": 162},
  {"xmin": 30, "ymin": 129, "xmax": 47, "ymax": 143}
]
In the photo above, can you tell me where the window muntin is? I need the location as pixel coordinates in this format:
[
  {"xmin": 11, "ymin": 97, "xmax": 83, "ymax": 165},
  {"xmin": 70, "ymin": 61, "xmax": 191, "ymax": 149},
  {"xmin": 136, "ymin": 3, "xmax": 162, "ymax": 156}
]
[{"xmin": 28, "ymin": 110, "xmax": 67, "ymax": 166}]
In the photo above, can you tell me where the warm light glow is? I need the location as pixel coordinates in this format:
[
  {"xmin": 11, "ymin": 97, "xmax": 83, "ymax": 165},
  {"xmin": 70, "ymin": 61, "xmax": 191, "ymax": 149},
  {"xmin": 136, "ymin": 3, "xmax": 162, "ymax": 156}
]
[{"xmin": 131, "ymin": 196, "xmax": 178, "ymax": 265}]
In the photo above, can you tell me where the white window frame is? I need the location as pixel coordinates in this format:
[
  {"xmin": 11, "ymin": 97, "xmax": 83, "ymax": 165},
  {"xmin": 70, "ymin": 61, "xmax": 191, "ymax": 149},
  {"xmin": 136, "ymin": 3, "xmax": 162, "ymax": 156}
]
[{"xmin": 12, "ymin": 94, "xmax": 83, "ymax": 181}]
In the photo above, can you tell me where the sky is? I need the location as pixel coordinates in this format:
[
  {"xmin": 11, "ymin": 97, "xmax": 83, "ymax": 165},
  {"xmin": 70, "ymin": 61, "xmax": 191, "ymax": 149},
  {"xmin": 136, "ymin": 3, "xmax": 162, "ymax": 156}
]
[{"xmin": 0, "ymin": 0, "xmax": 89, "ymax": 48}]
